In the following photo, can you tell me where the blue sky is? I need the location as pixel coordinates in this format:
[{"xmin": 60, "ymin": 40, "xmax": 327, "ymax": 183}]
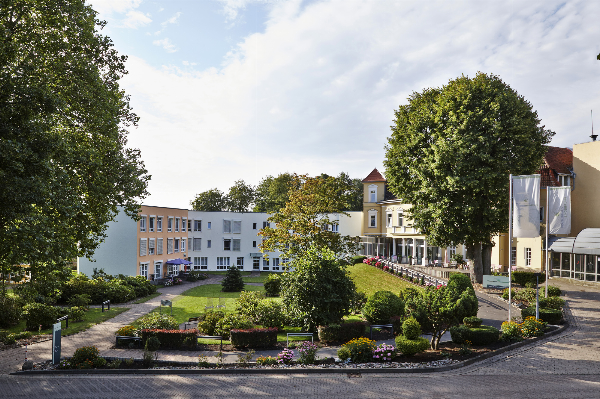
[{"xmin": 89, "ymin": 0, "xmax": 600, "ymax": 209}]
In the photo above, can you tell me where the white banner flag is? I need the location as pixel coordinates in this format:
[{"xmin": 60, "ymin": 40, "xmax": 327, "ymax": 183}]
[
  {"xmin": 548, "ymin": 186, "xmax": 571, "ymax": 235},
  {"xmin": 512, "ymin": 174, "xmax": 541, "ymax": 238}
]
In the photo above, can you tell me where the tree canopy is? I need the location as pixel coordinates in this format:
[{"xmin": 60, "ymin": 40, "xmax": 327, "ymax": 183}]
[
  {"xmin": 0, "ymin": 0, "xmax": 149, "ymax": 286},
  {"xmin": 226, "ymin": 180, "xmax": 255, "ymax": 212},
  {"xmin": 384, "ymin": 72, "xmax": 553, "ymax": 282},
  {"xmin": 190, "ymin": 188, "xmax": 227, "ymax": 211},
  {"xmin": 253, "ymin": 173, "xmax": 295, "ymax": 213},
  {"xmin": 259, "ymin": 174, "xmax": 360, "ymax": 261}
]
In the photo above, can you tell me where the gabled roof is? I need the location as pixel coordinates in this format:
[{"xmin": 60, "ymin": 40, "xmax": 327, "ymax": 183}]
[
  {"xmin": 544, "ymin": 146, "xmax": 573, "ymax": 175},
  {"xmin": 362, "ymin": 168, "xmax": 386, "ymax": 183}
]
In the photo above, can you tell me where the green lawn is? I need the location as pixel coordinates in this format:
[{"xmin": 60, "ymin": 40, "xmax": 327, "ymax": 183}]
[
  {"xmin": 242, "ymin": 272, "xmax": 277, "ymax": 283},
  {"xmin": 203, "ymin": 271, "xmax": 252, "ymax": 276},
  {"xmin": 5, "ymin": 307, "xmax": 128, "ymax": 337},
  {"xmin": 348, "ymin": 264, "xmax": 422, "ymax": 297}
]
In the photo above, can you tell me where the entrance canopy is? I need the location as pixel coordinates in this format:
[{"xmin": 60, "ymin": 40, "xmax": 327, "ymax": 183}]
[
  {"xmin": 165, "ymin": 258, "xmax": 192, "ymax": 265},
  {"xmin": 549, "ymin": 228, "xmax": 600, "ymax": 255}
]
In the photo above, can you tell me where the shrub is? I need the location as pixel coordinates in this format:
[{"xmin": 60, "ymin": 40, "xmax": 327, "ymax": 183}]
[
  {"xmin": 450, "ymin": 325, "xmax": 499, "ymax": 345},
  {"xmin": 547, "ymin": 285, "xmax": 562, "ymax": 297},
  {"xmin": 351, "ymin": 255, "xmax": 367, "ymax": 264},
  {"xmin": 463, "ymin": 317, "xmax": 482, "ymax": 328},
  {"xmin": 512, "ymin": 271, "xmax": 546, "ymax": 287},
  {"xmin": 349, "ymin": 291, "xmax": 367, "ymax": 314},
  {"xmin": 447, "ymin": 272, "xmax": 474, "ymax": 292},
  {"xmin": 501, "ymin": 321, "xmax": 523, "ymax": 342},
  {"xmin": 71, "ymin": 346, "xmax": 104, "ymax": 368},
  {"xmin": 230, "ymin": 328, "xmax": 278, "ymax": 348},
  {"xmin": 255, "ymin": 300, "xmax": 288, "ymax": 330},
  {"xmin": 116, "ymin": 325, "xmax": 138, "ymax": 337},
  {"xmin": 22, "ymin": 303, "xmax": 60, "ymax": 330},
  {"xmin": 521, "ymin": 307, "xmax": 563, "ymax": 325},
  {"xmin": 256, "ymin": 355, "xmax": 278, "ymax": 366},
  {"xmin": 318, "ymin": 324, "xmax": 341, "ymax": 343},
  {"xmin": 362, "ymin": 291, "xmax": 404, "ymax": 324},
  {"xmin": 372, "ymin": 343, "xmax": 397, "ymax": 362},
  {"xmin": 3, "ymin": 334, "xmax": 16, "ymax": 345},
  {"xmin": 402, "ymin": 317, "xmax": 422, "ymax": 340},
  {"xmin": 141, "ymin": 329, "xmax": 197, "ymax": 349},
  {"xmin": 145, "ymin": 335, "xmax": 161, "ymax": 351},
  {"xmin": 67, "ymin": 294, "xmax": 91, "ymax": 309},
  {"xmin": 520, "ymin": 316, "xmax": 547, "ymax": 338},
  {"xmin": 221, "ymin": 267, "xmax": 245, "ymax": 292},
  {"xmin": 501, "ymin": 288, "xmax": 515, "ymax": 301},
  {"xmin": 341, "ymin": 337, "xmax": 377, "ymax": 363},
  {"xmin": 297, "ymin": 341, "xmax": 319, "ymax": 365},
  {"xmin": 395, "ymin": 335, "xmax": 429, "ymax": 356},
  {"xmin": 198, "ymin": 311, "xmax": 226, "ymax": 336},
  {"xmin": 318, "ymin": 321, "xmax": 366, "ymax": 342},
  {"xmin": 235, "ymin": 291, "xmax": 265, "ymax": 321},
  {"xmin": 514, "ymin": 288, "xmax": 537, "ymax": 304},
  {"xmin": 539, "ymin": 296, "xmax": 565, "ymax": 310},
  {"xmin": 68, "ymin": 306, "xmax": 86, "ymax": 322},
  {"xmin": 337, "ymin": 346, "xmax": 351, "ymax": 361},
  {"xmin": 389, "ymin": 316, "xmax": 403, "ymax": 336},
  {"xmin": 0, "ymin": 295, "xmax": 23, "ymax": 328},
  {"xmin": 214, "ymin": 313, "xmax": 253, "ymax": 340},
  {"xmin": 263, "ymin": 274, "xmax": 281, "ymax": 297},
  {"xmin": 137, "ymin": 313, "xmax": 179, "ymax": 331}
]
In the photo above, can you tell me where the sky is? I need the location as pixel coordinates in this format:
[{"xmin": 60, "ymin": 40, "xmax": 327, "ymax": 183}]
[{"xmin": 88, "ymin": 0, "xmax": 600, "ymax": 209}]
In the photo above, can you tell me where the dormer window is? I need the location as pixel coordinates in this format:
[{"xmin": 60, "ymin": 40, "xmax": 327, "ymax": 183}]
[{"xmin": 369, "ymin": 184, "xmax": 377, "ymax": 202}]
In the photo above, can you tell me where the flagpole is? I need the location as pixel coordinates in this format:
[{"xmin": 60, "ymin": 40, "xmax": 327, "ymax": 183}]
[
  {"xmin": 508, "ymin": 174, "xmax": 513, "ymax": 322},
  {"xmin": 545, "ymin": 187, "xmax": 549, "ymax": 298}
]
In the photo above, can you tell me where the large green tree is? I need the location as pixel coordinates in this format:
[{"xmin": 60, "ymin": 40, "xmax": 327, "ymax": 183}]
[
  {"xmin": 190, "ymin": 188, "xmax": 227, "ymax": 211},
  {"xmin": 384, "ymin": 72, "xmax": 553, "ymax": 283},
  {"xmin": 0, "ymin": 0, "xmax": 149, "ymax": 289},
  {"xmin": 226, "ymin": 179, "xmax": 255, "ymax": 212},
  {"xmin": 253, "ymin": 173, "xmax": 295, "ymax": 213},
  {"xmin": 259, "ymin": 174, "xmax": 360, "ymax": 261}
]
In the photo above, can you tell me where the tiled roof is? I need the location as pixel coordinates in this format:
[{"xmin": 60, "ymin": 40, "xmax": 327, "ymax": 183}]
[
  {"xmin": 362, "ymin": 168, "xmax": 386, "ymax": 183},
  {"xmin": 544, "ymin": 146, "xmax": 573, "ymax": 175}
]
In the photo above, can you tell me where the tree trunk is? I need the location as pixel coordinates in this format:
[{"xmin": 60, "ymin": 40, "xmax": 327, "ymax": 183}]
[
  {"xmin": 482, "ymin": 243, "xmax": 492, "ymax": 276},
  {"xmin": 466, "ymin": 243, "xmax": 483, "ymax": 284}
]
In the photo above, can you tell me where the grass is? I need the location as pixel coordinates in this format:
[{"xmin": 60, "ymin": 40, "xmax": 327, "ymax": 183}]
[
  {"xmin": 4, "ymin": 307, "xmax": 128, "ymax": 337},
  {"xmin": 347, "ymin": 264, "xmax": 423, "ymax": 297},
  {"xmin": 132, "ymin": 292, "xmax": 162, "ymax": 304},
  {"xmin": 242, "ymin": 272, "xmax": 278, "ymax": 283},
  {"xmin": 203, "ymin": 271, "xmax": 252, "ymax": 276}
]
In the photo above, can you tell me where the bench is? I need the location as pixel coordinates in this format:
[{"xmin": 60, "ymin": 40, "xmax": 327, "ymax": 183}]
[
  {"xmin": 184, "ymin": 317, "xmax": 199, "ymax": 330},
  {"xmin": 115, "ymin": 336, "xmax": 142, "ymax": 348},
  {"xmin": 369, "ymin": 324, "xmax": 394, "ymax": 339},
  {"xmin": 286, "ymin": 332, "xmax": 314, "ymax": 347},
  {"xmin": 198, "ymin": 335, "xmax": 223, "ymax": 351}
]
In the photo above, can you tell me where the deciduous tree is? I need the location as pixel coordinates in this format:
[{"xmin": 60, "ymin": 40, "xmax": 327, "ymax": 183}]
[
  {"xmin": 384, "ymin": 72, "xmax": 553, "ymax": 283},
  {"xmin": 190, "ymin": 189, "xmax": 227, "ymax": 212},
  {"xmin": 253, "ymin": 173, "xmax": 295, "ymax": 213},
  {"xmin": 226, "ymin": 180, "xmax": 255, "ymax": 212}
]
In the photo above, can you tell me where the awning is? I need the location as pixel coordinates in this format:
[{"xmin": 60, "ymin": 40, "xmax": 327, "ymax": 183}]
[
  {"xmin": 548, "ymin": 228, "xmax": 600, "ymax": 255},
  {"xmin": 548, "ymin": 237, "xmax": 575, "ymax": 253}
]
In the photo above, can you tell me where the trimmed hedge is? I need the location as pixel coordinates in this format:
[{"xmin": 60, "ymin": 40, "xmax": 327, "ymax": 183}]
[
  {"xmin": 362, "ymin": 291, "xmax": 404, "ymax": 324},
  {"xmin": 463, "ymin": 317, "xmax": 482, "ymax": 328},
  {"xmin": 351, "ymin": 255, "xmax": 367, "ymax": 264},
  {"xmin": 318, "ymin": 321, "xmax": 367, "ymax": 343},
  {"xmin": 538, "ymin": 296, "xmax": 565, "ymax": 310},
  {"xmin": 230, "ymin": 328, "xmax": 278, "ymax": 348},
  {"xmin": 450, "ymin": 325, "xmax": 500, "ymax": 345},
  {"xmin": 141, "ymin": 329, "xmax": 198, "ymax": 349},
  {"xmin": 512, "ymin": 271, "xmax": 546, "ymax": 287},
  {"xmin": 395, "ymin": 336, "xmax": 429, "ymax": 356},
  {"xmin": 521, "ymin": 307, "xmax": 563, "ymax": 325}
]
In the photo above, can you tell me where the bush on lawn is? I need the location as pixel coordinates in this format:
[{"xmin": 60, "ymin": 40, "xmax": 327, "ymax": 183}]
[
  {"xmin": 263, "ymin": 274, "xmax": 281, "ymax": 297},
  {"xmin": 235, "ymin": 291, "xmax": 265, "ymax": 321},
  {"xmin": 0, "ymin": 295, "xmax": 23, "ymax": 328},
  {"xmin": 22, "ymin": 302, "xmax": 61, "ymax": 330},
  {"xmin": 214, "ymin": 313, "xmax": 253, "ymax": 340},
  {"xmin": 538, "ymin": 296, "xmax": 565, "ymax": 310},
  {"xmin": 255, "ymin": 299, "xmax": 288, "ymax": 330},
  {"xmin": 198, "ymin": 311, "xmax": 226, "ymax": 336},
  {"xmin": 137, "ymin": 313, "xmax": 179, "ymax": 331},
  {"xmin": 68, "ymin": 306, "xmax": 86, "ymax": 322},
  {"xmin": 221, "ymin": 266, "xmax": 245, "ymax": 292},
  {"xmin": 350, "ymin": 291, "xmax": 368, "ymax": 315},
  {"xmin": 521, "ymin": 307, "xmax": 563, "ymax": 325},
  {"xmin": 512, "ymin": 271, "xmax": 545, "ymax": 287},
  {"xmin": 230, "ymin": 328, "xmax": 278, "ymax": 348},
  {"xmin": 450, "ymin": 324, "xmax": 500, "ymax": 345},
  {"xmin": 362, "ymin": 290, "xmax": 404, "ymax": 324},
  {"xmin": 67, "ymin": 294, "xmax": 91, "ymax": 309},
  {"xmin": 351, "ymin": 255, "xmax": 367, "ymax": 264},
  {"xmin": 395, "ymin": 335, "xmax": 429, "ymax": 356}
]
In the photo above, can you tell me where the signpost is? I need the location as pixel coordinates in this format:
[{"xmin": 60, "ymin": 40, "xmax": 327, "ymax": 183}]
[
  {"xmin": 161, "ymin": 299, "xmax": 173, "ymax": 315},
  {"xmin": 52, "ymin": 322, "xmax": 61, "ymax": 365}
]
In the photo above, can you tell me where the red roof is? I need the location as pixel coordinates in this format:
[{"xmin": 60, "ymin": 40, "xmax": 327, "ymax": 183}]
[
  {"xmin": 544, "ymin": 146, "xmax": 572, "ymax": 175},
  {"xmin": 362, "ymin": 168, "xmax": 386, "ymax": 183}
]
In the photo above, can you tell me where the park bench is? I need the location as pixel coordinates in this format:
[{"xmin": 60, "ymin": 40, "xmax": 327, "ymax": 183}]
[
  {"xmin": 369, "ymin": 324, "xmax": 394, "ymax": 339},
  {"xmin": 115, "ymin": 336, "xmax": 142, "ymax": 348},
  {"xmin": 198, "ymin": 335, "xmax": 223, "ymax": 351},
  {"xmin": 286, "ymin": 332, "xmax": 314, "ymax": 347}
]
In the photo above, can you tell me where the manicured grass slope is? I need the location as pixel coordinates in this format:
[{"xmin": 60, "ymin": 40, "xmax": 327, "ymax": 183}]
[{"xmin": 348, "ymin": 264, "xmax": 422, "ymax": 297}]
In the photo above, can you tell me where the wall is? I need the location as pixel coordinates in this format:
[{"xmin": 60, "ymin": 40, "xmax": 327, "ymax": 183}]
[{"xmin": 572, "ymin": 141, "xmax": 600, "ymax": 236}]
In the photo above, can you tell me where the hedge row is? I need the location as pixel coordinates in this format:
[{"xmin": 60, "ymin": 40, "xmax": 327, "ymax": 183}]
[
  {"xmin": 317, "ymin": 321, "xmax": 367, "ymax": 343},
  {"xmin": 230, "ymin": 328, "xmax": 278, "ymax": 348},
  {"xmin": 450, "ymin": 324, "xmax": 500, "ymax": 345},
  {"xmin": 140, "ymin": 329, "xmax": 198, "ymax": 349}
]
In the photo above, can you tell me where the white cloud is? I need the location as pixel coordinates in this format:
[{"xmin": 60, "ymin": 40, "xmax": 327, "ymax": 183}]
[
  {"xmin": 152, "ymin": 38, "xmax": 177, "ymax": 53},
  {"xmin": 120, "ymin": 0, "xmax": 600, "ymax": 208},
  {"xmin": 87, "ymin": 0, "xmax": 151, "ymax": 29},
  {"xmin": 161, "ymin": 12, "xmax": 182, "ymax": 27},
  {"xmin": 121, "ymin": 10, "xmax": 152, "ymax": 29}
]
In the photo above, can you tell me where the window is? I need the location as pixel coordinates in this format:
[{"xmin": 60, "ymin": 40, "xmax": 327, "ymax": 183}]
[
  {"xmin": 332, "ymin": 223, "xmax": 339, "ymax": 233},
  {"xmin": 149, "ymin": 216, "xmax": 155, "ymax": 232},
  {"xmin": 397, "ymin": 211, "xmax": 403, "ymax": 227},
  {"xmin": 157, "ymin": 238, "xmax": 163, "ymax": 255},
  {"xmin": 217, "ymin": 257, "xmax": 230, "ymax": 270},
  {"xmin": 149, "ymin": 238, "xmax": 155, "ymax": 255},
  {"xmin": 511, "ymin": 247, "xmax": 516, "ymax": 266},
  {"xmin": 263, "ymin": 258, "xmax": 269, "ymax": 269},
  {"xmin": 253, "ymin": 223, "xmax": 257, "ymax": 230},
  {"xmin": 207, "ymin": 240, "xmax": 211, "ymax": 248},
  {"xmin": 174, "ymin": 238, "xmax": 180, "ymax": 253},
  {"xmin": 157, "ymin": 217, "xmax": 163, "ymax": 232},
  {"xmin": 175, "ymin": 217, "xmax": 180, "ymax": 232},
  {"xmin": 253, "ymin": 257, "xmax": 260, "ymax": 270},
  {"xmin": 167, "ymin": 264, "xmax": 179, "ymax": 276},
  {"xmin": 140, "ymin": 263, "xmax": 148, "ymax": 279},
  {"xmin": 263, "ymin": 221, "xmax": 269, "ymax": 229},
  {"xmin": 223, "ymin": 239, "xmax": 231, "ymax": 251},
  {"xmin": 540, "ymin": 207, "xmax": 545, "ymax": 222},
  {"xmin": 182, "ymin": 218, "xmax": 186, "ymax": 232},
  {"xmin": 167, "ymin": 238, "xmax": 173, "ymax": 254},
  {"xmin": 194, "ymin": 220, "xmax": 202, "ymax": 232},
  {"xmin": 154, "ymin": 262, "xmax": 162, "ymax": 278},
  {"xmin": 207, "ymin": 222, "xmax": 211, "ymax": 229},
  {"xmin": 181, "ymin": 238, "xmax": 186, "ymax": 253},
  {"xmin": 194, "ymin": 257, "xmax": 208, "ymax": 270},
  {"xmin": 232, "ymin": 239, "xmax": 241, "ymax": 251},
  {"xmin": 233, "ymin": 220, "xmax": 242, "ymax": 234},
  {"xmin": 168, "ymin": 217, "xmax": 173, "ymax": 232},
  {"xmin": 139, "ymin": 238, "xmax": 147, "ymax": 256},
  {"xmin": 525, "ymin": 248, "xmax": 532, "ymax": 266},
  {"xmin": 223, "ymin": 220, "xmax": 231, "ymax": 233},
  {"xmin": 273, "ymin": 258, "xmax": 280, "ymax": 271},
  {"xmin": 193, "ymin": 238, "xmax": 201, "ymax": 251},
  {"xmin": 386, "ymin": 213, "xmax": 392, "ymax": 228},
  {"xmin": 368, "ymin": 209, "xmax": 378, "ymax": 228},
  {"xmin": 140, "ymin": 216, "xmax": 147, "ymax": 232},
  {"xmin": 253, "ymin": 241, "xmax": 257, "ymax": 248},
  {"xmin": 187, "ymin": 219, "xmax": 191, "ymax": 231},
  {"xmin": 236, "ymin": 257, "xmax": 244, "ymax": 269},
  {"xmin": 369, "ymin": 185, "xmax": 377, "ymax": 202}
]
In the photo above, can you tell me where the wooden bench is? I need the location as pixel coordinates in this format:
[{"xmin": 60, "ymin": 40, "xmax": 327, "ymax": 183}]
[
  {"xmin": 115, "ymin": 336, "xmax": 142, "ymax": 348},
  {"xmin": 286, "ymin": 332, "xmax": 314, "ymax": 347},
  {"xmin": 369, "ymin": 324, "xmax": 394, "ymax": 339}
]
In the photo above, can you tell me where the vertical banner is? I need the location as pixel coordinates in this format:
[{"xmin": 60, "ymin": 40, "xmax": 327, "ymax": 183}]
[
  {"xmin": 52, "ymin": 322, "xmax": 61, "ymax": 365},
  {"xmin": 548, "ymin": 186, "xmax": 571, "ymax": 234},
  {"xmin": 512, "ymin": 175, "xmax": 541, "ymax": 238}
]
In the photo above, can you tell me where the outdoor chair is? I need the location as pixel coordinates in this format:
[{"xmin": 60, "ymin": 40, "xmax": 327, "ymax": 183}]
[
  {"xmin": 205, "ymin": 297, "xmax": 214, "ymax": 310},
  {"xmin": 216, "ymin": 297, "xmax": 226, "ymax": 309}
]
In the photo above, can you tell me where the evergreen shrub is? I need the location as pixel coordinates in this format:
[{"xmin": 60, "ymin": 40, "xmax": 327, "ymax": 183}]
[
  {"xmin": 362, "ymin": 291, "xmax": 404, "ymax": 324},
  {"xmin": 521, "ymin": 307, "xmax": 563, "ymax": 325},
  {"xmin": 198, "ymin": 311, "xmax": 226, "ymax": 336},
  {"xmin": 221, "ymin": 267, "xmax": 245, "ymax": 292},
  {"xmin": 230, "ymin": 328, "xmax": 278, "ymax": 348},
  {"xmin": 450, "ymin": 325, "xmax": 499, "ymax": 345},
  {"xmin": 395, "ymin": 335, "xmax": 429, "ymax": 356}
]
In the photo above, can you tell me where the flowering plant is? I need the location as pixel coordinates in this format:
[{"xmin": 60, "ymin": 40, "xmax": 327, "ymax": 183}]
[
  {"xmin": 520, "ymin": 316, "xmax": 546, "ymax": 338},
  {"xmin": 164, "ymin": 279, "xmax": 173, "ymax": 287},
  {"xmin": 174, "ymin": 278, "xmax": 183, "ymax": 285},
  {"xmin": 342, "ymin": 337, "xmax": 377, "ymax": 363},
  {"xmin": 297, "ymin": 341, "xmax": 319, "ymax": 365},
  {"xmin": 372, "ymin": 343, "xmax": 396, "ymax": 362},
  {"xmin": 382, "ymin": 265, "xmax": 389, "ymax": 272},
  {"xmin": 277, "ymin": 348, "xmax": 295, "ymax": 365}
]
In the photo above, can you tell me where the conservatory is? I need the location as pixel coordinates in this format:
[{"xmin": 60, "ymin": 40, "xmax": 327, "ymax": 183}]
[{"xmin": 549, "ymin": 228, "xmax": 600, "ymax": 282}]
